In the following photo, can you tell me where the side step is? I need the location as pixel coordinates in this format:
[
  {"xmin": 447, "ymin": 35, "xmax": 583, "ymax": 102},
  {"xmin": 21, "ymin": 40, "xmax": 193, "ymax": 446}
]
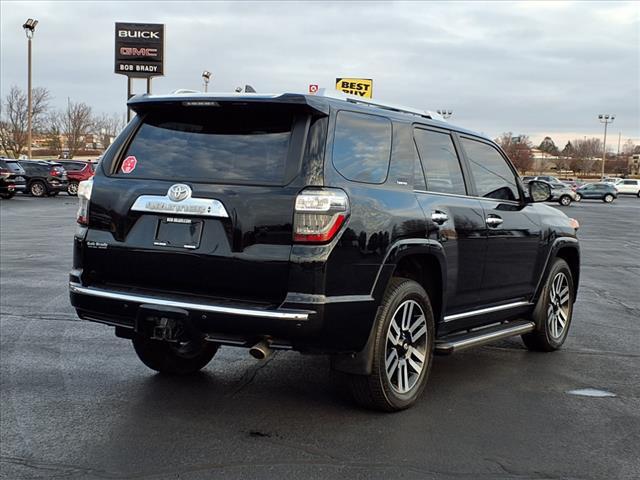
[{"xmin": 435, "ymin": 320, "xmax": 535, "ymax": 355}]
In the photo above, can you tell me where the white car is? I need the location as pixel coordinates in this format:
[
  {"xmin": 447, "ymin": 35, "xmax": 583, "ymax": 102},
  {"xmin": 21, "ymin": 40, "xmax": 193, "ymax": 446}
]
[{"xmin": 614, "ymin": 179, "xmax": 640, "ymax": 197}]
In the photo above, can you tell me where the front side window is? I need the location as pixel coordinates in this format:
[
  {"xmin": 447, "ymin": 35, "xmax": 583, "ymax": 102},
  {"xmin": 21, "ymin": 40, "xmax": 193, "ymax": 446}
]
[
  {"xmin": 461, "ymin": 138, "xmax": 520, "ymax": 201},
  {"xmin": 414, "ymin": 129, "xmax": 466, "ymax": 195},
  {"xmin": 332, "ymin": 111, "xmax": 392, "ymax": 184}
]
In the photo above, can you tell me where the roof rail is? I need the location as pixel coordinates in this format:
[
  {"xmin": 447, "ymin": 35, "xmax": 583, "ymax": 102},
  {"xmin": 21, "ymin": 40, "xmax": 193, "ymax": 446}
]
[
  {"xmin": 316, "ymin": 88, "xmax": 434, "ymax": 120},
  {"xmin": 172, "ymin": 89, "xmax": 201, "ymax": 94}
]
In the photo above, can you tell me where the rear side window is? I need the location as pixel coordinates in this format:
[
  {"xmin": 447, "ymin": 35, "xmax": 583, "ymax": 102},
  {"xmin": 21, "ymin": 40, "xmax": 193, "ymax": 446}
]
[
  {"xmin": 461, "ymin": 138, "xmax": 520, "ymax": 201},
  {"xmin": 332, "ymin": 111, "xmax": 391, "ymax": 184},
  {"xmin": 414, "ymin": 129, "xmax": 466, "ymax": 195},
  {"xmin": 623, "ymin": 180, "xmax": 637, "ymax": 185},
  {"xmin": 115, "ymin": 105, "xmax": 295, "ymax": 185}
]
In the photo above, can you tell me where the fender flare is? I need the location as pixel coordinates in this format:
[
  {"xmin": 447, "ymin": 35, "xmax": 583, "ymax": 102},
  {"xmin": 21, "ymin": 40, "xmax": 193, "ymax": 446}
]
[
  {"xmin": 331, "ymin": 239, "xmax": 447, "ymax": 375},
  {"xmin": 532, "ymin": 237, "xmax": 580, "ymax": 305}
]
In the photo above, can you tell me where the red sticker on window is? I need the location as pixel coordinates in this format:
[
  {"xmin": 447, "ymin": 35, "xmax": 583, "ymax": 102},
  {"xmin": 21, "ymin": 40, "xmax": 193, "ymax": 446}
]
[{"xmin": 121, "ymin": 155, "xmax": 137, "ymax": 174}]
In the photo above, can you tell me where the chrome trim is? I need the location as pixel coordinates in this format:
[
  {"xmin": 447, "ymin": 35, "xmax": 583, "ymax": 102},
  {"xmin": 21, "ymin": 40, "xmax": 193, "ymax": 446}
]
[
  {"xmin": 413, "ymin": 189, "xmax": 522, "ymax": 206},
  {"xmin": 284, "ymin": 292, "xmax": 374, "ymax": 304},
  {"xmin": 435, "ymin": 321, "xmax": 535, "ymax": 353},
  {"xmin": 443, "ymin": 301, "xmax": 532, "ymax": 322},
  {"xmin": 69, "ymin": 283, "xmax": 310, "ymax": 321},
  {"xmin": 131, "ymin": 194, "xmax": 229, "ymax": 218}
]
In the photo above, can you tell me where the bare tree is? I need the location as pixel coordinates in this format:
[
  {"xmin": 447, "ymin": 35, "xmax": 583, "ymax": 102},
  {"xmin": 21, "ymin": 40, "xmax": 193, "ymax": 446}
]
[
  {"xmin": 570, "ymin": 138, "xmax": 602, "ymax": 174},
  {"xmin": 621, "ymin": 139, "xmax": 636, "ymax": 156},
  {"xmin": 495, "ymin": 132, "xmax": 533, "ymax": 173},
  {"xmin": 92, "ymin": 112, "xmax": 125, "ymax": 149},
  {"xmin": 62, "ymin": 101, "xmax": 93, "ymax": 158},
  {"xmin": 44, "ymin": 111, "xmax": 63, "ymax": 156},
  {"xmin": 0, "ymin": 85, "xmax": 50, "ymax": 157}
]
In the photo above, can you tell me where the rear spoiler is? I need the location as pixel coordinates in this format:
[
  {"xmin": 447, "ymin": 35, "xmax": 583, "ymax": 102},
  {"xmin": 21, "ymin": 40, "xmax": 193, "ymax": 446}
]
[{"xmin": 127, "ymin": 93, "xmax": 331, "ymax": 115}]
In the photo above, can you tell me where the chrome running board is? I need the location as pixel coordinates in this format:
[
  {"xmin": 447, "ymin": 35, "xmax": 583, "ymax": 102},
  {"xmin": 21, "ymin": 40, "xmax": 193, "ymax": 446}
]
[{"xmin": 435, "ymin": 320, "xmax": 535, "ymax": 355}]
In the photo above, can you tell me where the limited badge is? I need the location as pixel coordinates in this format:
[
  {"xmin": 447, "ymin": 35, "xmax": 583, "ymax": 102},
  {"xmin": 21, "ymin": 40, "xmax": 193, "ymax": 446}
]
[{"xmin": 121, "ymin": 155, "xmax": 137, "ymax": 174}]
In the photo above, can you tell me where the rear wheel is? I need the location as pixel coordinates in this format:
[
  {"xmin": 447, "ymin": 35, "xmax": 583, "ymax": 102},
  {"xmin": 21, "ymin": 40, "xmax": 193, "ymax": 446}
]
[
  {"xmin": 522, "ymin": 258, "xmax": 574, "ymax": 352},
  {"xmin": 132, "ymin": 337, "xmax": 218, "ymax": 375},
  {"xmin": 575, "ymin": 193, "xmax": 582, "ymax": 202},
  {"xmin": 29, "ymin": 181, "xmax": 47, "ymax": 197},
  {"xmin": 559, "ymin": 195, "xmax": 572, "ymax": 206},
  {"xmin": 67, "ymin": 181, "xmax": 79, "ymax": 196},
  {"xmin": 603, "ymin": 193, "xmax": 614, "ymax": 203},
  {"xmin": 348, "ymin": 278, "xmax": 434, "ymax": 411}
]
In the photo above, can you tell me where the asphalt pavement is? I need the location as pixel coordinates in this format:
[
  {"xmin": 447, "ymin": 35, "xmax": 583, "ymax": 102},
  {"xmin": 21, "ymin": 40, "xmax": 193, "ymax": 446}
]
[{"xmin": 1, "ymin": 194, "xmax": 639, "ymax": 479}]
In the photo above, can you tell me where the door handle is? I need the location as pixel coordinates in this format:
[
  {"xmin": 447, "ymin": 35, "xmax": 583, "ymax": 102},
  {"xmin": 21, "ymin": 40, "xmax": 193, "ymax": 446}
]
[
  {"xmin": 486, "ymin": 215, "xmax": 503, "ymax": 228},
  {"xmin": 431, "ymin": 211, "xmax": 449, "ymax": 225}
]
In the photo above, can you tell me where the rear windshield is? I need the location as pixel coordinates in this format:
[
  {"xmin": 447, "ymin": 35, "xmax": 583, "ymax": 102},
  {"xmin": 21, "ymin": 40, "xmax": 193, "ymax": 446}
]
[{"xmin": 116, "ymin": 105, "xmax": 295, "ymax": 185}]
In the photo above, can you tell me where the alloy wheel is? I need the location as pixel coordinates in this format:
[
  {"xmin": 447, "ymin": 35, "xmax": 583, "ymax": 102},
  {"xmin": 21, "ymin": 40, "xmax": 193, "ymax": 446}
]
[
  {"xmin": 604, "ymin": 194, "xmax": 614, "ymax": 203},
  {"xmin": 68, "ymin": 182, "xmax": 78, "ymax": 195},
  {"xmin": 547, "ymin": 272, "xmax": 570, "ymax": 340},
  {"xmin": 385, "ymin": 300, "xmax": 428, "ymax": 394},
  {"xmin": 30, "ymin": 182, "xmax": 45, "ymax": 197}
]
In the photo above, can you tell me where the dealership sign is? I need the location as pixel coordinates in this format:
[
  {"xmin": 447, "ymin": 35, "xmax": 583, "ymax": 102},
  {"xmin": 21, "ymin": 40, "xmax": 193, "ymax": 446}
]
[
  {"xmin": 115, "ymin": 23, "xmax": 164, "ymax": 77},
  {"xmin": 335, "ymin": 78, "xmax": 373, "ymax": 98}
]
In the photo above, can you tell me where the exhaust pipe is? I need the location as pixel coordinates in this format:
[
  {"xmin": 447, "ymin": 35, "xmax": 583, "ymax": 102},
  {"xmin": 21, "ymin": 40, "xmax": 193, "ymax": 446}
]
[{"xmin": 249, "ymin": 338, "xmax": 272, "ymax": 360}]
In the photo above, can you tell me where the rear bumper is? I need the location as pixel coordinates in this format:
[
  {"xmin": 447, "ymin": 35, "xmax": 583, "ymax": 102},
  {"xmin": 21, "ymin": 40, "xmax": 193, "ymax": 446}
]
[{"xmin": 69, "ymin": 281, "xmax": 377, "ymax": 352}]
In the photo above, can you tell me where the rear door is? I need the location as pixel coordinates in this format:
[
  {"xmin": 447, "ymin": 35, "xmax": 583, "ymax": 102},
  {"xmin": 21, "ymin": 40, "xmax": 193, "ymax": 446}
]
[
  {"xmin": 413, "ymin": 127, "xmax": 486, "ymax": 314},
  {"xmin": 458, "ymin": 136, "xmax": 542, "ymax": 304},
  {"xmin": 85, "ymin": 102, "xmax": 320, "ymax": 305}
]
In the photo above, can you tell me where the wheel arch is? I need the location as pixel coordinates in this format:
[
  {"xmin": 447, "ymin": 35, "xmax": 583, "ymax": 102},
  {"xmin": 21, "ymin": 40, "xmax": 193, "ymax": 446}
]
[
  {"xmin": 533, "ymin": 238, "xmax": 580, "ymax": 304},
  {"xmin": 332, "ymin": 240, "xmax": 446, "ymax": 375}
]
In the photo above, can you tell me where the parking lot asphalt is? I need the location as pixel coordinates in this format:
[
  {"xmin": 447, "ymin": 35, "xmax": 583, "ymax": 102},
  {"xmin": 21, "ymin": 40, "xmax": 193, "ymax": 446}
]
[{"xmin": 1, "ymin": 194, "xmax": 639, "ymax": 480}]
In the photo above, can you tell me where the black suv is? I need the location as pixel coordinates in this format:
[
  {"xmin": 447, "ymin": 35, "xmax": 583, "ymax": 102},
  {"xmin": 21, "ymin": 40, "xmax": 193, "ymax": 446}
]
[
  {"xmin": 0, "ymin": 158, "xmax": 27, "ymax": 198},
  {"xmin": 19, "ymin": 160, "xmax": 68, "ymax": 196},
  {"xmin": 70, "ymin": 92, "xmax": 580, "ymax": 411}
]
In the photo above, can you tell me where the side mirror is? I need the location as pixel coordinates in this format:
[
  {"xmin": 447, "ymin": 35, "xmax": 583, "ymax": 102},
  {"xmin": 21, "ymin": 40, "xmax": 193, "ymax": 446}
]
[{"xmin": 528, "ymin": 180, "xmax": 552, "ymax": 202}]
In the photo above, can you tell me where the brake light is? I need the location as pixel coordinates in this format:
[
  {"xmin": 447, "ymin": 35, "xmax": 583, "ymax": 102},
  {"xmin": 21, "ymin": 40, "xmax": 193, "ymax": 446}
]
[
  {"xmin": 293, "ymin": 189, "xmax": 349, "ymax": 243},
  {"xmin": 50, "ymin": 168, "xmax": 59, "ymax": 177},
  {"xmin": 76, "ymin": 179, "xmax": 93, "ymax": 225}
]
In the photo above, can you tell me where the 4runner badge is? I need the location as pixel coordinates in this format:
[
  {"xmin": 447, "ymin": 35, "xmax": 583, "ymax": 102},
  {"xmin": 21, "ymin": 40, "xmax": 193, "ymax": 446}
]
[{"xmin": 168, "ymin": 184, "xmax": 191, "ymax": 202}]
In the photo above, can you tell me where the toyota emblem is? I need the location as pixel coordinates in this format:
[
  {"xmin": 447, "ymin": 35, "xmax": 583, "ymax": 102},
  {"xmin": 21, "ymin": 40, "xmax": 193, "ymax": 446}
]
[{"xmin": 167, "ymin": 184, "xmax": 192, "ymax": 202}]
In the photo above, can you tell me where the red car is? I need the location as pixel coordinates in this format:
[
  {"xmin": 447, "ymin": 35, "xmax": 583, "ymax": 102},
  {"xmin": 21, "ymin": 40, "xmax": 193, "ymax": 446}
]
[{"xmin": 56, "ymin": 160, "xmax": 95, "ymax": 195}]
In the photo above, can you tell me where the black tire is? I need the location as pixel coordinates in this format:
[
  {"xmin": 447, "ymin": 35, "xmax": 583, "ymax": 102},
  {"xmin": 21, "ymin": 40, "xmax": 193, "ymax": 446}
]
[
  {"xmin": 132, "ymin": 336, "xmax": 218, "ymax": 375},
  {"xmin": 603, "ymin": 194, "xmax": 614, "ymax": 203},
  {"xmin": 67, "ymin": 181, "xmax": 79, "ymax": 196},
  {"xmin": 348, "ymin": 277, "xmax": 435, "ymax": 411},
  {"xmin": 29, "ymin": 181, "xmax": 47, "ymax": 197},
  {"xmin": 575, "ymin": 193, "xmax": 582, "ymax": 202},
  {"xmin": 559, "ymin": 195, "xmax": 572, "ymax": 206},
  {"xmin": 522, "ymin": 258, "xmax": 574, "ymax": 352}
]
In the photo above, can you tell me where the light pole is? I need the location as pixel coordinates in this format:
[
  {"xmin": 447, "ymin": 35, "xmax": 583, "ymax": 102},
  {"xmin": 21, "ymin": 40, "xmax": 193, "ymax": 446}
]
[
  {"xmin": 598, "ymin": 114, "xmax": 615, "ymax": 179},
  {"xmin": 437, "ymin": 109, "xmax": 452, "ymax": 120},
  {"xmin": 202, "ymin": 70, "xmax": 211, "ymax": 92},
  {"xmin": 23, "ymin": 18, "xmax": 38, "ymax": 159}
]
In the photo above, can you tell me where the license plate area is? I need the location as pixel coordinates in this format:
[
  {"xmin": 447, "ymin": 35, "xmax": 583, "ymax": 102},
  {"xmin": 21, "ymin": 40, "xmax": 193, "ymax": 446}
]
[{"xmin": 154, "ymin": 217, "xmax": 203, "ymax": 249}]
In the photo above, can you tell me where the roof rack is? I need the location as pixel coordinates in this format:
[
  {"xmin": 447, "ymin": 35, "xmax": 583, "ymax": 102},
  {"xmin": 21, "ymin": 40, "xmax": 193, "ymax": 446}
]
[{"xmin": 316, "ymin": 89, "xmax": 437, "ymax": 120}]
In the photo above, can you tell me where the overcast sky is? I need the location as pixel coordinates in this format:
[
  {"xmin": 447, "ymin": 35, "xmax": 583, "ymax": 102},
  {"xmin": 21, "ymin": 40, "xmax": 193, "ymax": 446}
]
[{"xmin": 2, "ymin": 1, "xmax": 639, "ymax": 148}]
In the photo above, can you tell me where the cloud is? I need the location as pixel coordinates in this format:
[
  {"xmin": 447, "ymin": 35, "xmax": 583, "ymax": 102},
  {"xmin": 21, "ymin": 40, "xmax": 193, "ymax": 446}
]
[{"xmin": 1, "ymin": 0, "xmax": 638, "ymax": 145}]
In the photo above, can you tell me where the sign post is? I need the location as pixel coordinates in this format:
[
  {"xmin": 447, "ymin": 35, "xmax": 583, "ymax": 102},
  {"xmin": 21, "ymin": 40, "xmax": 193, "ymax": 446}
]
[
  {"xmin": 114, "ymin": 22, "xmax": 165, "ymax": 121},
  {"xmin": 335, "ymin": 78, "xmax": 373, "ymax": 98}
]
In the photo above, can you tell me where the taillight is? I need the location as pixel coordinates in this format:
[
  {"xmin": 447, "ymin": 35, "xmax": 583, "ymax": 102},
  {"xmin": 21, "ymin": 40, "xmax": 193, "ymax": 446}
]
[
  {"xmin": 77, "ymin": 179, "xmax": 93, "ymax": 225},
  {"xmin": 50, "ymin": 168, "xmax": 59, "ymax": 177},
  {"xmin": 0, "ymin": 168, "xmax": 9, "ymax": 175},
  {"xmin": 293, "ymin": 189, "xmax": 349, "ymax": 243}
]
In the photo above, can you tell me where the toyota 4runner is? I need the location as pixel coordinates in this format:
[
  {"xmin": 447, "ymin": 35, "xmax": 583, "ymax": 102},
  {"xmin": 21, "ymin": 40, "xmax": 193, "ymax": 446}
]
[{"xmin": 70, "ymin": 91, "xmax": 580, "ymax": 411}]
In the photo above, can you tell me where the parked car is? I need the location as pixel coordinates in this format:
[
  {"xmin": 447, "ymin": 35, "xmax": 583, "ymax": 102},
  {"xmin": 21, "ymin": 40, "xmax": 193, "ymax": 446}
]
[
  {"xmin": 575, "ymin": 182, "xmax": 618, "ymax": 202},
  {"xmin": 56, "ymin": 160, "xmax": 95, "ymax": 195},
  {"xmin": 561, "ymin": 179, "xmax": 585, "ymax": 191},
  {"xmin": 525, "ymin": 175, "xmax": 563, "ymax": 184},
  {"xmin": 538, "ymin": 180, "xmax": 578, "ymax": 206},
  {"xmin": 522, "ymin": 177, "xmax": 577, "ymax": 206},
  {"xmin": 0, "ymin": 158, "xmax": 27, "ymax": 199},
  {"xmin": 18, "ymin": 160, "xmax": 68, "ymax": 197},
  {"xmin": 614, "ymin": 178, "xmax": 640, "ymax": 197},
  {"xmin": 70, "ymin": 91, "xmax": 580, "ymax": 411}
]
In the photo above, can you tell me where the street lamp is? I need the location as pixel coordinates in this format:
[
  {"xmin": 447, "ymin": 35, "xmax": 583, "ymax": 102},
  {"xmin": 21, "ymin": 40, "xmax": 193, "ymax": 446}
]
[
  {"xmin": 437, "ymin": 109, "xmax": 452, "ymax": 120},
  {"xmin": 598, "ymin": 114, "xmax": 615, "ymax": 179},
  {"xmin": 202, "ymin": 70, "xmax": 211, "ymax": 92},
  {"xmin": 23, "ymin": 18, "xmax": 38, "ymax": 159}
]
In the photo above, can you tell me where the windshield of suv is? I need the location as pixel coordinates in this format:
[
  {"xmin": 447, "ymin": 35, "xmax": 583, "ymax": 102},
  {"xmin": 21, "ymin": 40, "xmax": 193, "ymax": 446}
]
[{"xmin": 116, "ymin": 105, "xmax": 295, "ymax": 185}]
